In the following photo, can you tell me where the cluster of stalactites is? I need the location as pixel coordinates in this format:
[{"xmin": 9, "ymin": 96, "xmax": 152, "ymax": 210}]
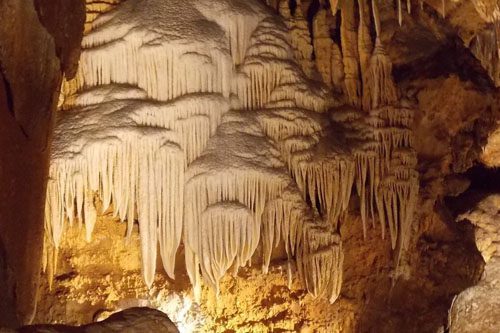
[
  {"xmin": 233, "ymin": 17, "xmax": 330, "ymax": 112},
  {"xmin": 370, "ymin": 106, "xmax": 418, "ymax": 259},
  {"xmin": 45, "ymin": 89, "xmax": 232, "ymax": 287},
  {"xmin": 322, "ymin": 0, "xmax": 418, "ymax": 262},
  {"xmin": 190, "ymin": 203, "xmax": 257, "ymax": 295},
  {"xmin": 182, "ymin": 110, "xmax": 299, "ymax": 299},
  {"xmin": 264, "ymin": 0, "xmax": 446, "ymax": 107},
  {"xmin": 179, "ymin": 103, "xmax": 345, "ymax": 301},
  {"xmin": 179, "ymin": 6, "xmax": 345, "ymax": 299},
  {"xmin": 357, "ymin": 0, "xmax": 418, "ymax": 255},
  {"xmin": 45, "ymin": 135, "xmax": 185, "ymax": 287},
  {"xmin": 49, "ymin": 0, "xmax": 242, "ymax": 287},
  {"xmin": 396, "ymin": 1, "xmax": 445, "ymax": 25},
  {"xmin": 312, "ymin": 8, "xmax": 345, "ymax": 92},
  {"xmin": 263, "ymin": 187, "xmax": 344, "ymax": 302},
  {"xmin": 50, "ymin": 0, "xmax": 345, "ymax": 305},
  {"xmin": 262, "ymin": 0, "xmax": 419, "ymax": 281},
  {"xmin": 319, "ymin": 0, "xmax": 419, "ymax": 263},
  {"xmin": 255, "ymin": 101, "xmax": 356, "ymax": 231},
  {"xmin": 65, "ymin": 0, "xmax": 235, "ymax": 103},
  {"xmin": 331, "ymin": 99, "xmax": 419, "ymax": 264},
  {"xmin": 297, "ymin": 223, "xmax": 344, "ymax": 304},
  {"xmin": 46, "ymin": 0, "xmax": 424, "ymax": 306}
]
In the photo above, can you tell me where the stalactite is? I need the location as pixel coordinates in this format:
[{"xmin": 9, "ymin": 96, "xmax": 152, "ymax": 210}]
[
  {"xmin": 340, "ymin": 0, "xmax": 362, "ymax": 107},
  {"xmin": 363, "ymin": 0, "xmax": 398, "ymax": 111},
  {"xmin": 357, "ymin": 0, "xmax": 373, "ymax": 83},
  {"xmin": 261, "ymin": 187, "xmax": 309, "ymax": 274},
  {"xmin": 265, "ymin": 0, "xmax": 280, "ymax": 12},
  {"xmin": 329, "ymin": 0, "xmax": 339, "ymax": 15},
  {"xmin": 196, "ymin": 203, "xmax": 256, "ymax": 295},
  {"xmin": 297, "ymin": 223, "xmax": 343, "ymax": 303},
  {"xmin": 281, "ymin": 1, "xmax": 315, "ymax": 77},
  {"xmin": 372, "ymin": 0, "xmax": 381, "ymax": 38},
  {"xmin": 470, "ymin": 26, "xmax": 500, "ymax": 86},
  {"xmin": 398, "ymin": 0, "xmax": 403, "ymax": 26},
  {"xmin": 278, "ymin": 0, "xmax": 291, "ymax": 19},
  {"xmin": 331, "ymin": 42, "xmax": 346, "ymax": 93},
  {"xmin": 313, "ymin": 9, "xmax": 334, "ymax": 86},
  {"xmin": 362, "ymin": 40, "xmax": 399, "ymax": 110}
]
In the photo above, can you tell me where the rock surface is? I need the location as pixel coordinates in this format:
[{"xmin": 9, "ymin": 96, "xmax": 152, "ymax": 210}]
[
  {"xmin": 16, "ymin": 308, "xmax": 178, "ymax": 333},
  {"xmin": 0, "ymin": 0, "xmax": 85, "ymax": 326},
  {"xmin": 449, "ymin": 195, "xmax": 500, "ymax": 333}
]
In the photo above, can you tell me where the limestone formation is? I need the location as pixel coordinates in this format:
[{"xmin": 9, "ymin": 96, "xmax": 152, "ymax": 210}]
[{"xmin": 43, "ymin": 0, "xmax": 420, "ymax": 306}]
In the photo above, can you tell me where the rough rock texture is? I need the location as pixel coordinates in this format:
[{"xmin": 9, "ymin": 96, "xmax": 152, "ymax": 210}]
[
  {"xmin": 0, "ymin": 0, "xmax": 85, "ymax": 326},
  {"xmin": 482, "ymin": 120, "xmax": 500, "ymax": 166},
  {"xmin": 449, "ymin": 195, "xmax": 500, "ymax": 333},
  {"xmin": 34, "ymin": 208, "xmax": 351, "ymax": 332},
  {"xmin": 34, "ymin": 203, "xmax": 483, "ymax": 332},
  {"xmin": 17, "ymin": 308, "xmax": 178, "ymax": 333}
]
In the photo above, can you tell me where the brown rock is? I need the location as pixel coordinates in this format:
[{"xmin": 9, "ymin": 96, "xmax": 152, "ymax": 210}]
[
  {"xmin": 0, "ymin": 0, "xmax": 85, "ymax": 326},
  {"xmin": 18, "ymin": 308, "xmax": 179, "ymax": 333}
]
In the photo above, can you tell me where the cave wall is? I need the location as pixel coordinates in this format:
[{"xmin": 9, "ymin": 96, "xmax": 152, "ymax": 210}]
[{"xmin": 0, "ymin": 0, "xmax": 85, "ymax": 325}]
